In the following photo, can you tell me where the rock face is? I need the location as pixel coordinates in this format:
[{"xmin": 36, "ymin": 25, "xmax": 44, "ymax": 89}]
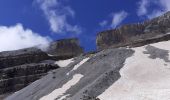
[
  {"xmin": 96, "ymin": 11, "xmax": 170, "ymax": 50},
  {"xmin": 0, "ymin": 47, "xmax": 59, "ymax": 96},
  {"xmin": 0, "ymin": 47, "xmax": 49, "ymax": 69},
  {"xmin": 47, "ymin": 38, "xmax": 84, "ymax": 58},
  {"xmin": 0, "ymin": 38, "xmax": 84, "ymax": 98},
  {"xmin": 0, "ymin": 62, "xmax": 59, "ymax": 95}
]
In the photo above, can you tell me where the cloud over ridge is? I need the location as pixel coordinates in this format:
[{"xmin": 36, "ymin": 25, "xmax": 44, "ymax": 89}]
[
  {"xmin": 100, "ymin": 11, "xmax": 128, "ymax": 29},
  {"xmin": 137, "ymin": 0, "xmax": 170, "ymax": 19},
  {"xmin": 0, "ymin": 24, "xmax": 51, "ymax": 52}
]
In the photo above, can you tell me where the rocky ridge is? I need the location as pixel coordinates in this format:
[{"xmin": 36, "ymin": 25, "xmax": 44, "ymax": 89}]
[
  {"xmin": 47, "ymin": 38, "xmax": 84, "ymax": 58},
  {"xmin": 96, "ymin": 11, "xmax": 170, "ymax": 50},
  {"xmin": 0, "ymin": 38, "xmax": 84, "ymax": 98}
]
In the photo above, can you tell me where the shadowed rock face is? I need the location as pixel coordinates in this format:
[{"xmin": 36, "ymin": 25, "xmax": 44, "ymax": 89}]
[
  {"xmin": 0, "ymin": 47, "xmax": 59, "ymax": 96},
  {"xmin": 0, "ymin": 62, "xmax": 59, "ymax": 95},
  {"xmin": 0, "ymin": 47, "xmax": 49, "ymax": 69},
  {"xmin": 0, "ymin": 38, "xmax": 84, "ymax": 98},
  {"xmin": 47, "ymin": 38, "xmax": 84, "ymax": 58},
  {"xmin": 96, "ymin": 11, "xmax": 170, "ymax": 50}
]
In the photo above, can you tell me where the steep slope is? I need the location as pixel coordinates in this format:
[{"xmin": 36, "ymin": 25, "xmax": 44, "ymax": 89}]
[
  {"xmin": 0, "ymin": 38, "xmax": 84, "ymax": 98},
  {"xmin": 5, "ymin": 47, "xmax": 134, "ymax": 100},
  {"xmin": 6, "ymin": 39, "xmax": 170, "ymax": 100},
  {"xmin": 98, "ymin": 40, "xmax": 170, "ymax": 100}
]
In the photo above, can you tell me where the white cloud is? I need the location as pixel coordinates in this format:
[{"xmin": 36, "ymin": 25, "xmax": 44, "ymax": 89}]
[
  {"xmin": 99, "ymin": 20, "xmax": 108, "ymax": 27},
  {"xmin": 0, "ymin": 24, "xmax": 51, "ymax": 52},
  {"xmin": 137, "ymin": 0, "xmax": 170, "ymax": 19},
  {"xmin": 147, "ymin": 10, "xmax": 165, "ymax": 19},
  {"xmin": 36, "ymin": 0, "xmax": 82, "ymax": 34},
  {"xmin": 137, "ymin": 0, "xmax": 149, "ymax": 16},
  {"xmin": 111, "ymin": 11, "xmax": 128, "ymax": 28},
  {"xmin": 99, "ymin": 11, "xmax": 128, "ymax": 29}
]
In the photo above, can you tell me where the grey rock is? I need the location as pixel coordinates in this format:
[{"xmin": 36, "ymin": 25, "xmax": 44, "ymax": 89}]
[
  {"xmin": 96, "ymin": 11, "xmax": 170, "ymax": 50},
  {"xmin": 143, "ymin": 45, "xmax": 170, "ymax": 62},
  {"xmin": 0, "ymin": 47, "xmax": 49, "ymax": 69},
  {"xmin": 0, "ymin": 62, "xmax": 59, "ymax": 95},
  {"xmin": 5, "ymin": 48, "xmax": 134, "ymax": 100},
  {"xmin": 47, "ymin": 38, "xmax": 84, "ymax": 58}
]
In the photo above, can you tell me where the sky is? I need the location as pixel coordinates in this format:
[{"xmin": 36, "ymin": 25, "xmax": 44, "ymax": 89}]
[{"xmin": 0, "ymin": 0, "xmax": 169, "ymax": 52}]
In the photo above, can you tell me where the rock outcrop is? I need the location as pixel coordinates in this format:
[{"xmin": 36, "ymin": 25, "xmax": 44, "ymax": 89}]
[
  {"xmin": 0, "ymin": 62, "xmax": 59, "ymax": 95},
  {"xmin": 0, "ymin": 38, "xmax": 84, "ymax": 98},
  {"xmin": 47, "ymin": 38, "xmax": 84, "ymax": 58},
  {"xmin": 0, "ymin": 47, "xmax": 59, "ymax": 96},
  {"xmin": 0, "ymin": 47, "xmax": 49, "ymax": 69},
  {"xmin": 96, "ymin": 11, "xmax": 170, "ymax": 50}
]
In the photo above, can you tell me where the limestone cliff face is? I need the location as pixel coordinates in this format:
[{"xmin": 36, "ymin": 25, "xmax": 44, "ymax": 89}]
[
  {"xmin": 47, "ymin": 38, "xmax": 84, "ymax": 58},
  {"xmin": 96, "ymin": 11, "xmax": 170, "ymax": 50},
  {"xmin": 0, "ymin": 62, "xmax": 59, "ymax": 95},
  {"xmin": 0, "ymin": 48, "xmax": 58, "ymax": 95},
  {"xmin": 0, "ymin": 47, "xmax": 49, "ymax": 69},
  {"xmin": 0, "ymin": 38, "xmax": 84, "ymax": 97}
]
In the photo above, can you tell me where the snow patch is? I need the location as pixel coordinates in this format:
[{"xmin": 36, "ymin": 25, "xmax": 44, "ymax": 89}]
[
  {"xmin": 58, "ymin": 94, "xmax": 70, "ymax": 100},
  {"xmin": 48, "ymin": 54, "xmax": 54, "ymax": 57},
  {"xmin": 98, "ymin": 40, "xmax": 170, "ymax": 100},
  {"xmin": 66, "ymin": 57, "xmax": 90, "ymax": 75},
  {"xmin": 40, "ymin": 74, "xmax": 84, "ymax": 100},
  {"xmin": 55, "ymin": 58, "xmax": 74, "ymax": 67}
]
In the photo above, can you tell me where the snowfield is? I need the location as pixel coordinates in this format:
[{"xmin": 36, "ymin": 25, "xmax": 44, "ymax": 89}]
[
  {"xmin": 55, "ymin": 58, "xmax": 74, "ymax": 67},
  {"xmin": 40, "ymin": 74, "xmax": 84, "ymax": 100},
  {"xmin": 98, "ymin": 41, "xmax": 170, "ymax": 100}
]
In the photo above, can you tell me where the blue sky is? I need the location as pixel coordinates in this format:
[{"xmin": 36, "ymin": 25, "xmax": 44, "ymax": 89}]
[{"xmin": 0, "ymin": 0, "xmax": 169, "ymax": 52}]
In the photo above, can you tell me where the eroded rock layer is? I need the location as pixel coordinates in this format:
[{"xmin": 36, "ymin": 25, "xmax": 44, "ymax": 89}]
[{"xmin": 97, "ymin": 11, "xmax": 170, "ymax": 50}]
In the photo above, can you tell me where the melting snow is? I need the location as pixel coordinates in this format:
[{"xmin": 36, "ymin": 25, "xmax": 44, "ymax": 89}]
[
  {"xmin": 40, "ymin": 74, "xmax": 84, "ymax": 100},
  {"xmin": 55, "ymin": 58, "xmax": 74, "ymax": 67},
  {"xmin": 98, "ymin": 40, "xmax": 170, "ymax": 100}
]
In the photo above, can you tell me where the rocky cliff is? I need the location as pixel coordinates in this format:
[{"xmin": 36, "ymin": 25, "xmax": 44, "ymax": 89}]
[
  {"xmin": 0, "ymin": 47, "xmax": 49, "ymax": 69},
  {"xmin": 0, "ymin": 48, "xmax": 58, "ymax": 96},
  {"xmin": 0, "ymin": 38, "xmax": 84, "ymax": 99},
  {"xmin": 47, "ymin": 38, "xmax": 84, "ymax": 58},
  {"xmin": 96, "ymin": 11, "xmax": 170, "ymax": 50}
]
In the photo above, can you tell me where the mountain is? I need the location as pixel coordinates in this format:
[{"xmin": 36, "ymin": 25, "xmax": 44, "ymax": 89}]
[
  {"xmin": 96, "ymin": 11, "xmax": 170, "ymax": 50},
  {"xmin": 2, "ymin": 12, "xmax": 170, "ymax": 100},
  {"xmin": 0, "ymin": 39, "xmax": 84, "ymax": 99},
  {"xmin": 47, "ymin": 38, "xmax": 84, "ymax": 58},
  {"xmin": 5, "ymin": 39, "xmax": 170, "ymax": 100}
]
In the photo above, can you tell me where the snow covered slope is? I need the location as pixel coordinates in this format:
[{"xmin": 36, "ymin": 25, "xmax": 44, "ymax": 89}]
[
  {"xmin": 5, "ymin": 40, "xmax": 170, "ymax": 100},
  {"xmin": 98, "ymin": 41, "xmax": 170, "ymax": 100}
]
